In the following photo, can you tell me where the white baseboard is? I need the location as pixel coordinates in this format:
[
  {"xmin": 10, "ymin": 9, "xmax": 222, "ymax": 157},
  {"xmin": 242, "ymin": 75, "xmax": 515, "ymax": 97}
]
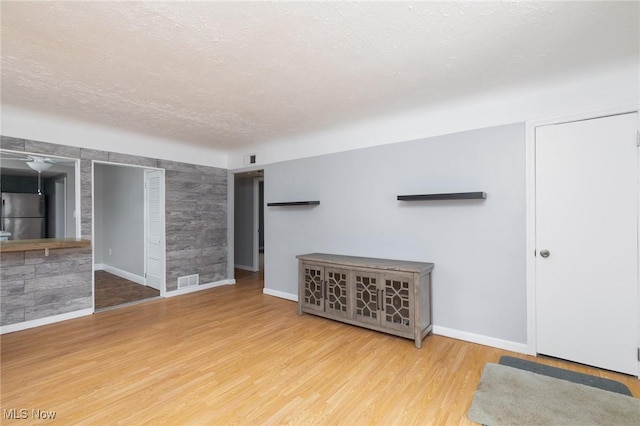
[
  {"xmin": 96, "ymin": 264, "xmax": 145, "ymax": 286},
  {"xmin": 0, "ymin": 308, "xmax": 93, "ymax": 335},
  {"xmin": 432, "ymin": 325, "xmax": 528, "ymax": 354},
  {"xmin": 165, "ymin": 279, "xmax": 236, "ymax": 297},
  {"xmin": 234, "ymin": 264, "xmax": 258, "ymax": 272},
  {"xmin": 262, "ymin": 288, "xmax": 297, "ymax": 302}
]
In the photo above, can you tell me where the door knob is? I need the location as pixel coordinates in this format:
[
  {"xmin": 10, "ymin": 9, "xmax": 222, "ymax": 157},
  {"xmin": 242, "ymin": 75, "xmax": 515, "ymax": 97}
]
[{"xmin": 539, "ymin": 249, "xmax": 550, "ymax": 258}]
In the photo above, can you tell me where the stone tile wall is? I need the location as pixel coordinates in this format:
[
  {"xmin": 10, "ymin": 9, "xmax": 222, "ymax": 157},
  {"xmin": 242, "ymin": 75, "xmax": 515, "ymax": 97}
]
[
  {"xmin": 159, "ymin": 160, "xmax": 227, "ymax": 290},
  {"xmin": 0, "ymin": 136, "xmax": 228, "ymax": 326},
  {"xmin": 0, "ymin": 247, "xmax": 93, "ymax": 325}
]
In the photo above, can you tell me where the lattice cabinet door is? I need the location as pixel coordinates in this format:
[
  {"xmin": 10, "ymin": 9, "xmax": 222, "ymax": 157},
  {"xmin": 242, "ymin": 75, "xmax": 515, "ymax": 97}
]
[
  {"xmin": 324, "ymin": 268, "xmax": 350, "ymax": 319},
  {"xmin": 381, "ymin": 273, "xmax": 414, "ymax": 332},
  {"xmin": 353, "ymin": 270, "xmax": 381, "ymax": 326},
  {"xmin": 301, "ymin": 263, "xmax": 325, "ymax": 313}
]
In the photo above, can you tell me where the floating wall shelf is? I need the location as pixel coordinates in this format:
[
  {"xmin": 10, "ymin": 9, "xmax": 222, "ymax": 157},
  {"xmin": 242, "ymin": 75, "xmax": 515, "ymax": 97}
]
[
  {"xmin": 267, "ymin": 201, "xmax": 320, "ymax": 207},
  {"xmin": 397, "ymin": 192, "xmax": 487, "ymax": 201}
]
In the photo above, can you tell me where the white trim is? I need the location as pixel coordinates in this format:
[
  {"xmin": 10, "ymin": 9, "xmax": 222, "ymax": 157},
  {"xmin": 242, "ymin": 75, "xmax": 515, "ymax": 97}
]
[
  {"xmin": 0, "ymin": 308, "xmax": 93, "ymax": 335},
  {"xmin": 97, "ymin": 264, "xmax": 146, "ymax": 286},
  {"xmin": 91, "ymin": 159, "xmax": 166, "ymax": 172},
  {"xmin": 262, "ymin": 288, "xmax": 297, "ymax": 302},
  {"xmin": 74, "ymin": 160, "xmax": 81, "ymax": 238},
  {"xmin": 524, "ymin": 119, "xmax": 537, "ymax": 356},
  {"xmin": 637, "ymin": 114, "xmax": 640, "ymax": 378},
  {"xmin": 143, "ymin": 170, "xmax": 148, "ymax": 287},
  {"xmin": 525, "ymin": 104, "xmax": 639, "ymax": 358},
  {"xmin": 253, "ymin": 176, "xmax": 263, "ymax": 272},
  {"xmin": 432, "ymin": 325, "xmax": 528, "ymax": 354},
  {"xmin": 165, "ymin": 279, "xmax": 236, "ymax": 297},
  {"xmin": 227, "ymin": 170, "xmax": 235, "ymax": 279},
  {"xmin": 234, "ymin": 264, "xmax": 256, "ymax": 272},
  {"xmin": 91, "ymin": 160, "xmax": 96, "ymax": 312}
]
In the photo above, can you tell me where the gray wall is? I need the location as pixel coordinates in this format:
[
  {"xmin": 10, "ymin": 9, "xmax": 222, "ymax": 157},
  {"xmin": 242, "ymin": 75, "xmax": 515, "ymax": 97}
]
[
  {"xmin": 95, "ymin": 163, "xmax": 144, "ymax": 277},
  {"xmin": 234, "ymin": 175, "xmax": 255, "ymax": 269},
  {"xmin": 264, "ymin": 123, "xmax": 526, "ymax": 344},
  {"xmin": 0, "ymin": 136, "xmax": 228, "ymax": 326}
]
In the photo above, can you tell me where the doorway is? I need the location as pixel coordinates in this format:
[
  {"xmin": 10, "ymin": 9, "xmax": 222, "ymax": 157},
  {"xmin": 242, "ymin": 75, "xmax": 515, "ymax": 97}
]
[
  {"xmin": 533, "ymin": 112, "xmax": 638, "ymax": 375},
  {"xmin": 93, "ymin": 162, "xmax": 166, "ymax": 310},
  {"xmin": 234, "ymin": 170, "xmax": 264, "ymax": 283}
]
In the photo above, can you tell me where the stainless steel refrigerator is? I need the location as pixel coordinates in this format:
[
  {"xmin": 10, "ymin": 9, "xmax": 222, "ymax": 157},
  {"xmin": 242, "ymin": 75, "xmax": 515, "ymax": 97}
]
[{"xmin": 1, "ymin": 193, "xmax": 46, "ymax": 240}]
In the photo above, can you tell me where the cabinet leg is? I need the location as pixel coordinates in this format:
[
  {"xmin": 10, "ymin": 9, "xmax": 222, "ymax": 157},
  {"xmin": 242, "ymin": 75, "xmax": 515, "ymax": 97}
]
[{"xmin": 414, "ymin": 337, "xmax": 422, "ymax": 349}]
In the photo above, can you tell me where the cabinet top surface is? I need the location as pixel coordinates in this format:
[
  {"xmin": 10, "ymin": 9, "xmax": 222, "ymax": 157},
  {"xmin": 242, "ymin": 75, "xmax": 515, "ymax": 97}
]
[{"xmin": 296, "ymin": 253, "xmax": 434, "ymax": 273}]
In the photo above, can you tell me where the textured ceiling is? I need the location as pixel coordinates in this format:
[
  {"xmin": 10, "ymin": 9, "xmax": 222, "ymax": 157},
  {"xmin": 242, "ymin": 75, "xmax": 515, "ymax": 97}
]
[{"xmin": 1, "ymin": 1, "xmax": 638, "ymax": 151}]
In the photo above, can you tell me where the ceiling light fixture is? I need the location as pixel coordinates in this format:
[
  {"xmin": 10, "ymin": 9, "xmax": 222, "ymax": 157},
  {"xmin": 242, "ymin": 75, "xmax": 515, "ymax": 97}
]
[{"xmin": 26, "ymin": 161, "xmax": 52, "ymax": 172}]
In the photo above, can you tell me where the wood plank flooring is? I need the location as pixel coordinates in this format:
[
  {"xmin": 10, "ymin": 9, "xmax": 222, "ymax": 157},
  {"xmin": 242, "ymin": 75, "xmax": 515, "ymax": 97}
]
[
  {"xmin": 2, "ymin": 273, "xmax": 638, "ymax": 425},
  {"xmin": 94, "ymin": 270, "xmax": 160, "ymax": 309}
]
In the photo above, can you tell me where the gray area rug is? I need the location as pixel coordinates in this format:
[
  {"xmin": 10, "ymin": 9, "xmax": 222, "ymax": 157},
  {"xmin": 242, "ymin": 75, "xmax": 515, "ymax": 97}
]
[{"xmin": 468, "ymin": 363, "xmax": 640, "ymax": 426}]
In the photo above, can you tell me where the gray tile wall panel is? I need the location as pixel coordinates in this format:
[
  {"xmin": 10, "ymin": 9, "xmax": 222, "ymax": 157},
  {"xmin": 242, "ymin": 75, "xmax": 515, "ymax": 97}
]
[
  {"xmin": 2, "ymin": 293, "xmax": 36, "ymax": 310},
  {"xmin": 1, "ymin": 247, "xmax": 92, "ymax": 326},
  {"xmin": 34, "ymin": 258, "xmax": 92, "ymax": 277},
  {"xmin": 1, "ymin": 281, "xmax": 25, "ymax": 297},
  {"xmin": 1, "ymin": 136, "xmax": 26, "ymax": 151},
  {"xmin": 80, "ymin": 159, "xmax": 93, "ymax": 240},
  {"xmin": 24, "ymin": 140, "xmax": 81, "ymax": 158},
  {"xmin": 164, "ymin": 160, "xmax": 227, "ymax": 291},
  {"xmin": 24, "ymin": 296, "xmax": 93, "ymax": 322},
  {"xmin": 1, "ymin": 252, "xmax": 26, "ymax": 267},
  {"xmin": 35, "ymin": 284, "xmax": 92, "ymax": 305},
  {"xmin": 80, "ymin": 148, "xmax": 109, "ymax": 161},
  {"xmin": 25, "ymin": 272, "xmax": 92, "ymax": 292},
  {"xmin": 1, "ymin": 309, "xmax": 24, "ymax": 325},
  {"xmin": 1, "ymin": 265, "xmax": 35, "ymax": 282},
  {"xmin": 108, "ymin": 152, "xmax": 158, "ymax": 168}
]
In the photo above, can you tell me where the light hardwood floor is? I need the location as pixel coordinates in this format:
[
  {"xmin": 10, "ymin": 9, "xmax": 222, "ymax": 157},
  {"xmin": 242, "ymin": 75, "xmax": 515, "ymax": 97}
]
[{"xmin": 2, "ymin": 272, "xmax": 638, "ymax": 425}]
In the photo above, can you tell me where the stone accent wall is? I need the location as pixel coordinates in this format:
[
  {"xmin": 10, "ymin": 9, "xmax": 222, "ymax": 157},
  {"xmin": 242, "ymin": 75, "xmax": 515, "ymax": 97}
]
[
  {"xmin": 159, "ymin": 160, "xmax": 227, "ymax": 291},
  {"xmin": 0, "ymin": 247, "xmax": 93, "ymax": 325},
  {"xmin": 1, "ymin": 136, "xmax": 228, "ymax": 326}
]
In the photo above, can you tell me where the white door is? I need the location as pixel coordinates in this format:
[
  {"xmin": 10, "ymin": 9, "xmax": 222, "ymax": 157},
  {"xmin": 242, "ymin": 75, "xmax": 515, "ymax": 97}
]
[
  {"xmin": 535, "ymin": 112, "xmax": 638, "ymax": 375},
  {"xmin": 144, "ymin": 170, "xmax": 164, "ymax": 291}
]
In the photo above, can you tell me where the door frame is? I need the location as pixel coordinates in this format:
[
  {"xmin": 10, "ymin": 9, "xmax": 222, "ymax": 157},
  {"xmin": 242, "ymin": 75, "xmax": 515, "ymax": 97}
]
[
  {"xmin": 524, "ymin": 104, "xmax": 639, "ymax": 368},
  {"xmin": 228, "ymin": 167, "xmax": 264, "ymax": 279},
  {"xmin": 91, "ymin": 161, "xmax": 167, "ymax": 311},
  {"xmin": 253, "ymin": 176, "xmax": 264, "ymax": 272}
]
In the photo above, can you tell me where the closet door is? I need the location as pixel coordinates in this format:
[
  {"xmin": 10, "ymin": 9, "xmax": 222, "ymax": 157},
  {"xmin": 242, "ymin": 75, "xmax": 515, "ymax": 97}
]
[
  {"xmin": 535, "ymin": 112, "xmax": 638, "ymax": 375},
  {"xmin": 145, "ymin": 170, "xmax": 164, "ymax": 291}
]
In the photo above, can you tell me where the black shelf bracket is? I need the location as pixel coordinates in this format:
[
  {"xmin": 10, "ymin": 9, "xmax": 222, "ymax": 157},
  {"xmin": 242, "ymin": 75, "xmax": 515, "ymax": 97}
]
[
  {"xmin": 267, "ymin": 201, "xmax": 320, "ymax": 207},
  {"xmin": 397, "ymin": 192, "xmax": 487, "ymax": 201}
]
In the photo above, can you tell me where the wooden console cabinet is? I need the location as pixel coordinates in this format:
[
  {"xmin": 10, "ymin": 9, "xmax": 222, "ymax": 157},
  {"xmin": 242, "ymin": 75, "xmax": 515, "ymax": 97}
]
[{"xmin": 297, "ymin": 253, "xmax": 434, "ymax": 348}]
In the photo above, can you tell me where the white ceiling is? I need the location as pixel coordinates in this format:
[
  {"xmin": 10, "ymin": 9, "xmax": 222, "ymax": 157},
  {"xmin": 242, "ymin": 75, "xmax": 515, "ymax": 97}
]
[{"xmin": 1, "ymin": 1, "xmax": 638, "ymax": 152}]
